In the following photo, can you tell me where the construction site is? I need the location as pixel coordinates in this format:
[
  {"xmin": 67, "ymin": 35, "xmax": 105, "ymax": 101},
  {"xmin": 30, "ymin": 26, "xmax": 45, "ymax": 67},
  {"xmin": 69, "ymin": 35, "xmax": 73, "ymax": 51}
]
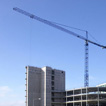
[
  {"xmin": 13, "ymin": 7, "xmax": 106, "ymax": 106},
  {"xmin": 25, "ymin": 66, "xmax": 106, "ymax": 106}
]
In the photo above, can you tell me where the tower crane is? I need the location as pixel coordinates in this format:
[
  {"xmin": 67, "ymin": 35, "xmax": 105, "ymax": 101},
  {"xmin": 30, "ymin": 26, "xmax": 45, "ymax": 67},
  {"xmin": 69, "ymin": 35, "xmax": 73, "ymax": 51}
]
[{"xmin": 13, "ymin": 7, "xmax": 106, "ymax": 87}]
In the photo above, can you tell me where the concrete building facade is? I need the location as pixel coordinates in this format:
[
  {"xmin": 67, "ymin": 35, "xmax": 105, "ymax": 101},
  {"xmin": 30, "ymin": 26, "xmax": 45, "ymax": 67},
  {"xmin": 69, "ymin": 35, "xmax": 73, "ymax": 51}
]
[
  {"xmin": 25, "ymin": 66, "xmax": 65, "ymax": 106},
  {"xmin": 25, "ymin": 66, "xmax": 106, "ymax": 106}
]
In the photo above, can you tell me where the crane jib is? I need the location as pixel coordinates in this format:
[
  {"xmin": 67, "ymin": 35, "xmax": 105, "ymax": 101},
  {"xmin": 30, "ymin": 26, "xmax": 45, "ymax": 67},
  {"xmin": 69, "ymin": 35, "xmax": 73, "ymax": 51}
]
[{"xmin": 13, "ymin": 7, "xmax": 106, "ymax": 49}]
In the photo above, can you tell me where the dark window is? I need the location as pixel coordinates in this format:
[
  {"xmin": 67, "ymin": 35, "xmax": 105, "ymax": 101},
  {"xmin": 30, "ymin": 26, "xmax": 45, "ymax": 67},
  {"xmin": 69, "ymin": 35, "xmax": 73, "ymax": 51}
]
[
  {"xmin": 51, "ymin": 76, "xmax": 54, "ymax": 80},
  {"xmin": 52, "ymin": 70, "xmax": 55, "ymax": 74},
  {"xmin": 52, "ymin": 92, "xmax": 54, "ymax": 96},
  {"xmin": 52, "ymin": 98, "xmax": 54, "ymax": 102},
  {"xmin": 52, "ymin": 87, "xmax": 54, "ymax": 90},
  {"xmin": 51, "ymin": 81, "xmax": 54, "ymax": 86}
]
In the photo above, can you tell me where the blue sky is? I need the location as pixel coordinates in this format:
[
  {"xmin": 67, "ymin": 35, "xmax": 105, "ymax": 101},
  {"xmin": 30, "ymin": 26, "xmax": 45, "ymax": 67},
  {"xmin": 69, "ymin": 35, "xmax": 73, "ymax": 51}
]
[{"xmin": 0, "ymin": 0, "xmax": 106, "ymax": 105}]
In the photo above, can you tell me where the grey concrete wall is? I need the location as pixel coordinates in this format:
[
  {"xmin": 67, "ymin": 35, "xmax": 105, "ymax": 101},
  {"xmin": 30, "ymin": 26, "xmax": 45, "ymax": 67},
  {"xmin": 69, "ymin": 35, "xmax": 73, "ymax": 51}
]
[
  {"xmin": 26, "ymin": 66, "xmax": 66, "ymax": 106},
  {"xmin": 53, "ymin": 69, "xmax": 65, "ymax": 92},
  {"xmin": 45, "ymin": 67, "xmax": 52, "ymax": 106},
  {"xmin": 26, "ymin": 66, "xmax": 42, "ymax": 106},
  {"xmin": 41, "ymin": 67, "xmax": 46, "ymax": 106},
  {"xmin": 45, "ymin": 67, "xmax": 65, "ymax": 106},
  {"xmin": 41, "ymin": 69, "xmax": 44, "ymax": 106}
]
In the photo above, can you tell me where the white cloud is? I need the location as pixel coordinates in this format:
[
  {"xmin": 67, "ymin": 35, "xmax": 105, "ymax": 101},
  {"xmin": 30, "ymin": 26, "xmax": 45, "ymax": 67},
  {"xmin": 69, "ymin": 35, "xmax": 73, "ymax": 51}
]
[
  {"xmin": 0, "ymin": 86, "xmax": 11, "ymax": 97},
  {"xmin": 0, "ymin": 101, "xmax": 25, "ymax": 106},
  {"xmin": 0, "ymin": 85, "xmax": 25, "ymax": 106},
  {"xmin": 0, "ymin": 85, "xmax": 25, "ymax": 102}
]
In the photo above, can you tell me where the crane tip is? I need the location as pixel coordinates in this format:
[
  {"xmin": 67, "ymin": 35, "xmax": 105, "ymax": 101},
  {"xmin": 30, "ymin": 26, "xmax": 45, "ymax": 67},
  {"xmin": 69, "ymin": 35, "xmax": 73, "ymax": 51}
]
[
  {"xmin": 13, "ymin": 7, "xmax": 18, "ymax": 10},
  {"xmin": 102, "ymin": 46, "xmax": 106, "ymax": 49}
]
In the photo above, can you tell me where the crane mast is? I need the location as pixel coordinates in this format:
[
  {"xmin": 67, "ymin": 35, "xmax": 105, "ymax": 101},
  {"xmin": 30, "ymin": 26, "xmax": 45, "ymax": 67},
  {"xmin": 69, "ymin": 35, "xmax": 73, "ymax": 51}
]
[
  {"xmin": 85, "ymin": 31, "xmax": 89, "ymax": 87},
  {"xmin": 13, "ymin": 7, "xmax": 106, "ymax": 87}
]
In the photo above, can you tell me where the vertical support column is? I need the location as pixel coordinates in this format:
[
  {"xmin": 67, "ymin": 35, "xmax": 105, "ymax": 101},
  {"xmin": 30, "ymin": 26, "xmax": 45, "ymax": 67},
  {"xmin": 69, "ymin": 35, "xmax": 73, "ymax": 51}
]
[
  {"xmin": 66, "ymin": 91, "xmax": 67, "ymax": 106},
  {"xmin": 26, "ymin": 66, "xmax": 29, "ymax": 106},
  {"xmin": 98, "ymin": 87, "xmax": 100, "ymax": 106},
  {"xmin": 73, "ymin": 89, "xmax": 74, "ymax": 106},
  {"xmin": 86, "ymin": 87, "xmax": 88, "ymax": 106},
  {"xmin": 81, "ymin": 88, "xmax": 82, "ymax": 106}
]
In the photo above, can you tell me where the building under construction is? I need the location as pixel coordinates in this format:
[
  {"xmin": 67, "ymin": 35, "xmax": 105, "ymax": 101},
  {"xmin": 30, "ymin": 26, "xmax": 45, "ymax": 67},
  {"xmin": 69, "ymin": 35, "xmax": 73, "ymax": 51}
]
[
  {"xmin": 66, "ymin": 87, "xmax": 106, "ymax": 106},
  {"xmin": 25, "ymin": 66, "xmax": 106, "ymax": 106},
  {"xmin": 25, "ymin": 66, "xmax": 65, "ymax": 106}
]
